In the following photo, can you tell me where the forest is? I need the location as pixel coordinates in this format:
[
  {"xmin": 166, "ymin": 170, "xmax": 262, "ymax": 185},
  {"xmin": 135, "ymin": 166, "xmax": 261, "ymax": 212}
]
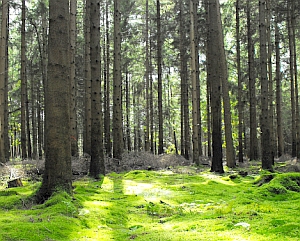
[{"xmin": 0, "ymin": 0, "xmax": 300, "ymax": 240}]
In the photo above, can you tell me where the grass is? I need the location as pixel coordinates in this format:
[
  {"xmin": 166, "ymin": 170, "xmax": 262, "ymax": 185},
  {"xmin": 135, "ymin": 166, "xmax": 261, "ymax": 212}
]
[{"xmin": 0, "ymin": 166, "xmax": 300, "ymax": 241}]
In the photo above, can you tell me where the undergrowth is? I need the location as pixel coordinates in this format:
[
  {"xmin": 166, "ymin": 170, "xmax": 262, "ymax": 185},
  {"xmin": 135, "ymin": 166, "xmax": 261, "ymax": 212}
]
[{"xmin": 0, "ymin": 167, "xmax": 300, "ymax": 241}]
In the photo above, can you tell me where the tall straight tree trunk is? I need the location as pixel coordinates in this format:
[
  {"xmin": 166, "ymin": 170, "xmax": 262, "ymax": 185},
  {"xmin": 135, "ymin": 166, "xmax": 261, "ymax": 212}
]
[
  {"xmin": 89, "ymin": 0, "xmax": 105, "ymax": 177},
  {"xmin": 30, "ymin": 61, "xmax": 38, "ymax": 160},
  {"xmin": 219, "ymin": 14, "xmax": 235, "ymax": 168},
  {"xmin": 0, "ymin": 0, "xmax": 8, "ymax": 163},
  {"xmin": 247, "ymin": 0, "xmax": 259, "ymax": 160},
  {"xmin": 287, "ymin": 1, "xmax": 296, "ymax": 157},
  {"xmin": 21, "ymin": 0, "xmax": 27, "ymax": 159},
  {"xmin": 125, "ymin": 71, "xmax": 131, "ymax": 151},
  {"xmin": 259, "ymin": 0, "xmax": 273, "ymax": 170},
  {"xmin": 70, "ymin": 0, "xmax": 78, "ymax": 156},
  {"xmin": 113, "ymin": 0, "xmax": 124, "ymax": 160},
  {"xmin": 236, "ymin": 0, "xmax": 243, "ymax": 163},
  {"xmin": 37, "ymin": 0, "xmax": 72, "ymax": 202},
  {"xmin": 144, "ymin": 0, "xmax": 150, "ymax": 152},
  {"xmin": 149, "ymin": 40, "xmax": 154, "ymax": 153},
  {"xmin": 290, "ymin": 0, "xmax": 300, "ymax": 159},
  {"xmin": 104, "ymin": 0, "xmax": 112, "ymax": 156},
  {"xmin": 193, "ymin": 0, "xmax": 202, "ymax": 157},
  {"xmin": 275, "ymin": 18, "xmax": 284, "ymax": 157},
  {"xmin": 157, "ymin": 0, "xmax": 164, "ymax": 154},
  {"xmin": 266, "ymin": 0, "xmax": 274, "ymax": 162},
  {"xmin": 179, "ymin": 0, "xmax": 190, "ymax": 159},
  {"xmin": 84, "ymin": 0, "xmax": 91, "ymax": 156},
  {"xmin": 207, "ymin": 0, "xmax": 224, "ymax": 173},
  {"xmin": 190, "ymin": 0, "xmax": 199, "ymax": 165},
  {"xmin": 204, "ymin": 0, "xmax": 211, "ymax": 158}
]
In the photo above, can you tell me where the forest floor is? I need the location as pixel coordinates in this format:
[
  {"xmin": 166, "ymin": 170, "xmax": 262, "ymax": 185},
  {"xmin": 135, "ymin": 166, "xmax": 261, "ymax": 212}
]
[{"xmin": 0, "ymin": 153, "xmax": 300, "ymax": 241}]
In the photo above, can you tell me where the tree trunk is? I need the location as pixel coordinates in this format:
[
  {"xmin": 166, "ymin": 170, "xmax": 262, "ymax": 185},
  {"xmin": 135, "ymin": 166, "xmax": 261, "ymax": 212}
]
[
  {"xmin": 207, "ymin": 0, "xmax": 224, "ymax": 173},
  {"xmin": 290, "ymin": 0, "xmax": 300, "ymax": 159},
  {"xmin": 287, "ymin": 1, "xmax": 296, "ymax": 157},
  {"xmin": 113, "ymin": 0, "xmax": 124, "ymax": 160},
  {"xmin": 259, "ymin": 0, "xmax": 273, "ymax": 171},
  {"xmin": 236, "ymin": 0, "xmax": 243, "ymax": 163},
  {"xmin": 144, "ymin": 0, "xmax": 150, "ymax": 152},
  {"xmin": 190, "ymin": 0, "xmax": 199, "ymax": 165},
  {"xmin": 37, "ymin": 0, "xmax": 72, "ymax": 202},
  {"xmin": 89, "ymin": 0, "xmax": 105, "ymax": 178},
  {"xmin": 247, "ymin": 0, "xmax": 259, "ymax": 161},
  {"xmin": 219, "ymin": 6, "xmax": 235, "ymax": 168},
  {"xmin": 275, "ymin": 18, "xmax": 284, "ymax": 157},
  {"xmin": 179, "ymin": 1, "xmax": 190, "ymax": 160},
  {"xmin": 266, "ymin": 0, "xmax": 274, "ymax": 162},
  {"xmin": 0, "ymin": 0, "xmax": 8, "ymax": 163},
  {"xmin": 83, "ymin": 0, "xmax": 91, "ymax": 156},
  {"xmin": 157, "ymin": 0, "xmax": 164, "ymax": 154},
  {"xmin": 104, "ymin": 0, "xmax": 112, "ymax": 156},
  {"xmin": 70, "ymin": 0, "xmax": 78, "ymax": 156},
  {"xmin": 21, "ymin": 0, "xmax": 27, "ymax": 159}
]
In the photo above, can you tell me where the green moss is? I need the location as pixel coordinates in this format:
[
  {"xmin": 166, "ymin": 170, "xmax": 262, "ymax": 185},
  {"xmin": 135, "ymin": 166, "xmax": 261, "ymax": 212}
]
[{"xmin": 0, "ymin": 170, "xmax": 300, "ymax": 240}]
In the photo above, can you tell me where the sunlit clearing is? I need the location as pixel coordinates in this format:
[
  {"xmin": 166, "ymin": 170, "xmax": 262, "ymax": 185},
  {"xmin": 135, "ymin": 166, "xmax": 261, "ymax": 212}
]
[
  {"xmin": 101, "ymin": 176, "xmax": 114, "ymax": 192},
  {"xmin": 123, "ymin": 180, "xmax": 173, "ymax": 202}
]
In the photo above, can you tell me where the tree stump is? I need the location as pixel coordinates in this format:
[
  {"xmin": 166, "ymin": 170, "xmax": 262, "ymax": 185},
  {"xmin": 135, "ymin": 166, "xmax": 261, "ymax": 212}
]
[{"xmin": 7, "ymin": 178, "xmax": 23, "ymax": 188}]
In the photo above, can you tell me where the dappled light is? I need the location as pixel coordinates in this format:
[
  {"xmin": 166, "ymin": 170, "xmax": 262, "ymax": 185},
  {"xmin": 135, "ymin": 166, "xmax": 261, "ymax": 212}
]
[{"xmin": 1, "ymin": 166, "xmax": 300, "ymax": 240}]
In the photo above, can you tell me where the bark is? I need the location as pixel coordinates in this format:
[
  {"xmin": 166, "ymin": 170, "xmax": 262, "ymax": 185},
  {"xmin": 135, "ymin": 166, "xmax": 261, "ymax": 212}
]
[
  {"xmin": 83, "ymin": 0, "xmax": 91, "ymax": 156},
  {"xmin": 275, "ymin": 19, "xmax": 284, "ymax": 157},
  {"xmin": 290, "ymin": 0, "xmax": 300, "ymax": 159},
  {"xmin": 0, "ymin": 0, "xmax": 8, "ymax": 163},
  {"xmin": 207, "ymin": 0, "xmax": 224, "ymax": 173},
  {"xmin": 70, "ymin": 0, "xmax": 78, "ymax": 156},
  {"xmin": 37, "ymin": 0, "xmax": 72, "ymax": 202},
  {"xmin": 157, "ymin": 0, "xmax": 164, "ymax": 154},
  {"xmin": 104, "ymin": 0, "xmax": 112, "ymax": 156},
  {"xmin": 89, "ymin": 0, "xmax": 105, "ymax": 177},
  {"xmin": 21, "ymin": 0, "xmax": 27, "ymax": 159},
  {"xmin": 179, "ymin": 1, "xmax": 190, "ymax": 159},
  {"xmin": 113, "ymin": 0, "xmax": 124, "ymax": 159},
  {"xmin": 259, "ymin": 0, "xmax": 273, "ymax": 171},
  {"xmin": 247, "ymin": 0, "xmax": 259, "ymax": 160},
  {"xmin": 144, "ymin": 0, "xmax": 150, "ymax": 152},
  {"xmin": 190, "ymin": 0, "xmax": 199, "ymax": 165},
  {"xmin": 266, "ymin": 0, "xmax": 274, "ymax": 162},
  {"xmin": 236, "ymin": 0, "xmax": 243, "ymax": 163},
  {"xmin": 287, "ymin": 1, "xmax": 296, "ymax": 157}
]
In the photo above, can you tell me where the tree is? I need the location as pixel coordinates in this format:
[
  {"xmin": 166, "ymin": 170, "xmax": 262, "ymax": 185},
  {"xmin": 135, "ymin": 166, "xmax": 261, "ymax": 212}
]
[
  {"xmin": 113, "ymin": 0, "xmax": 123, "ymax": 159},
  {"xmin": 275, "ymin": 14, "xmax": 284, "ymax": 157},
  {"xmin": 144, "ymin": 0, "xmax": 150, "ymax": 152},
  {"xmin": 247, "ymin": 0, "xmax": 259, "ymax": 161},
  {"xmin": 89, "ymin": 0, "xmax": 105, "ymax": 177},
  {"xmin": 259, "ymin": 0, "xmax": 273, "ymax": 171},
  {"xmin": 21, "ymin": 0, "xmax": 27, "ymax": 159},
  {"xmin": 104, "ymin": 0, "xmax": 112, "ymax": 156},
  {"xmin": 236, "ymin": 0, "xmax": 243, "ymax": 163},
  {"xmin": 157, "ymin": 0, "xmax": 164, "ymax": 154},
  {"xmin": 190, "ymin": 0, "xmax": 200, "ymax": 165},
  {"xmin": 37, "ymin": 0, "xmax": 72, "ymax": 202},
  {"xmin": 0, "ymin": 0, "xmax": 8, "ymax": 163},
  {"xmin": 83, "ymin": 0, "xmax": 91, "ymax": 156},
  {"xmin": 179, "ymin": 0, "xmax": 190, "ymax": 160},
  {"xmin": 70, "ymin": 0, "xmax": 78, "ymax": 156},
  {"xmin": 207, "ymin": 0, "xmax": 224, "ymax": 173}
]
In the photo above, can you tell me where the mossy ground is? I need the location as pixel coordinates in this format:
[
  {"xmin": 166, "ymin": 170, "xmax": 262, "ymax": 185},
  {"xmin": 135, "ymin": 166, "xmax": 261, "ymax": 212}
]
[{"xmin": 0, "ymin": 165, "xmax": 300, "ymax": 241}]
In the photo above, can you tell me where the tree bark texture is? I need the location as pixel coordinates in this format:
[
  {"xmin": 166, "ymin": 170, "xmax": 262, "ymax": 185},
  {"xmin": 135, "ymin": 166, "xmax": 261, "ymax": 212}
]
[
  {"xmin": 259, "ymin": 0, "xmax": 273, "ymax": 170},
  {"xmin": 207, "ymin": 0, "xmax": 224, "ymax": 173},
  {"xmin": 37, "ymin": 0, "xmax": 72, "ymax": 202},
  {"xmin": 89, "ymin": 0, "xmax": 105, "ymax": 177},
  {"xmin": 113, "ymin": 0, "xmax": 124, "ymax": 160}
]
